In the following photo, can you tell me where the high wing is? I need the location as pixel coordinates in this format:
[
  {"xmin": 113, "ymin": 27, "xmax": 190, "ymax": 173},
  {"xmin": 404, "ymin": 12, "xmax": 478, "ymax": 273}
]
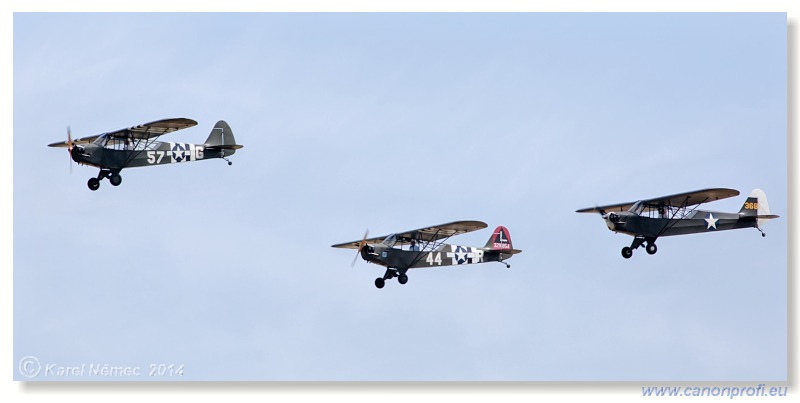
[
  {"xmin": 576, "ymin": 188, "xmax": 740, "ymax": 214},
  {"xmin": 48, "ymin": 118, "xmax": 197, "ymax": 147},
  {"xmin": 331, "ymin": 220, "xmax": 488, "ymax": 249}
]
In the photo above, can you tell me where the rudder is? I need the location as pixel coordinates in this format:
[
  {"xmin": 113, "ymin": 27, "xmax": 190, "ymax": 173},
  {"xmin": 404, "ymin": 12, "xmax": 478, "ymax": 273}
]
[
  {"xmin": 204, "ymin": 120, "xmax": 243, "ymax": 154},
  {"xmin": 485, "ymin": 226, "xmax": 513, "ymax": 251},
  {"xmin": 739, "ymin": 188, "xmax": 779, "ymax": 228},
  {"xmin": 739, "ymin": 188, "xmax": 771, "ymax": 217}
]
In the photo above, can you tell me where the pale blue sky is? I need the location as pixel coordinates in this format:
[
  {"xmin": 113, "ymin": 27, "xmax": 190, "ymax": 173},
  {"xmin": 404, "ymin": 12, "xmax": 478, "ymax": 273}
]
[{"xmin": 13, "ymin": 12, "xmax": 786, "ymax": 381}]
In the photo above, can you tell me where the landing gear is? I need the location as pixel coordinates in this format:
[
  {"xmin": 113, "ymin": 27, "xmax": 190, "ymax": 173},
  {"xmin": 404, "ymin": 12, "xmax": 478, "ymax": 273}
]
[
  {"xmin": 87, "ymin": 177, "xmax": 100, "ymax": 191},
  {"xmin": 621, "ymin": 237, "xmax": 656, "ymax": 259},
  {"xmin": 757, "ymin": 227, "xmax": 766, "ymax": 237},
  {"xmin": 374, "ymin": 269, "xmax": 408, "ymax": 288},
  {"xmin": 621, "ymin": 247, "xmax": 633, "ymax": 259},
  {"xmin": 87, "ymin": 169, "xmax": 122, "ymax": 191}
]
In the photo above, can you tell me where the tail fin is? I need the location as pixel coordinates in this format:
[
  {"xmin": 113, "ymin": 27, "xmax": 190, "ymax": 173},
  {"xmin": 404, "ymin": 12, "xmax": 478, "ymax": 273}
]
[
  {"xmin": 204, "ymin": 120, "xmax": 243, "ymax": 155},
  {"xmin": 485, "ymin": 226, "xmax": 513, "ymax": 251},
  {"xmin": 739, "ymin": 189, "xmax": 779, "ymax": 226}
]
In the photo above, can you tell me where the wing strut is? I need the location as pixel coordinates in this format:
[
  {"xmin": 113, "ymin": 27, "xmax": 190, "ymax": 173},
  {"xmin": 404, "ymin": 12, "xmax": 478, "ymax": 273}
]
[
  {"xmin": 653, "ymin": 195, "xmax": 711, "ymax": 238},
  {"xmin": 404, "ymin": 227, "xmax": 457, "ymax": 269},
  {"xmin": 118, "ymin": 127, "xmax": 167, "ymax": 169}
]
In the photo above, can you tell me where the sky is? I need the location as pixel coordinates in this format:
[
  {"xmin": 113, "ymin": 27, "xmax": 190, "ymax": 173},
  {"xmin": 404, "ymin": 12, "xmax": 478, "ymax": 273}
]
[{"xmin": 11, "ymin": 12, "xmax": 787, "ymax": 382}]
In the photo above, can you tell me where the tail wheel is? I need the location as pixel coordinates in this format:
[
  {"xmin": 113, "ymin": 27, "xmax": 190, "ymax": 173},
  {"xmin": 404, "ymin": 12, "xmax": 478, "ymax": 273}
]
[
  {"xmin": 398, "ymin": 274, "xmax": 408, "ymax": 285},
  {"xmin": 621, "ymin": 247, "xmax": 633, "ymax": 259},
  {"xmin": 87, "ymin": 178, "xmax": 100, "ymax": 191},
  {"xmin": 374, "ymin": 278, "xmax": 385, "ymax": 289},
  {"xmin": 646, "ymin": 243, "xmax": 657, "ymax": 255}
]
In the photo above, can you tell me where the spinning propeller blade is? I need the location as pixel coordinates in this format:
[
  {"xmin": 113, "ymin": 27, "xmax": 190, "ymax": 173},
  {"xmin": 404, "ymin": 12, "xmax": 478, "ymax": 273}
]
[
  {"xmin": 67, "ymin": 126, "xmax": 74, "ymax": 174},
  {"xmin": 351, "ymin": 229, "xmax": 369, "ymax": 268}
]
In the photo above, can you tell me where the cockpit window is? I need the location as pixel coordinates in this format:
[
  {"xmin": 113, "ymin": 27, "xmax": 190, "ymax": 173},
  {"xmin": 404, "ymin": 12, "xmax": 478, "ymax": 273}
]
[
  {"xmin": 381, "ymin": 234, "xmax": 397, "ymax": 248},
  {"xmin": 629, "ymin": 201, "xmax": 645, "ymax": 215},
  {"xmin": 92, "ymin": 135, "xmax": 108, "ymax": 147},
  {"xmin": 94, "ymin": 135, "xmax": 139, "ymax": 150}
]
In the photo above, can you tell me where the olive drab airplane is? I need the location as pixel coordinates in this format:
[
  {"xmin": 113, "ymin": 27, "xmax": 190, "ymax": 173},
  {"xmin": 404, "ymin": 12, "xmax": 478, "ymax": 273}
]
[
  {"xmin": 576, "ymin": 188, "xmax": 779, "ymax": 259},
  {"xmin": 48, "ymin": 118, "xmax": 243, "ymax": 190},
  {"xmin": 332, "ymin": 221, "xmax": 522, "ymax": 288}
]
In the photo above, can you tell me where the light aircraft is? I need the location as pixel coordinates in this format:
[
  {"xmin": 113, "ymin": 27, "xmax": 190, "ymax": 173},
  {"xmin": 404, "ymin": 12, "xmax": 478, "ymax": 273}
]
[
  {"xmin": 332, "ymin": 220, "xmax": 522, "ymax": 288},
  {"xmin": 576, "ymin": 188, "xmax": 778, "ymax": 258},
  {"xmin": 48, "ymin": 118, "xmax": 242, "ymax": 190}
]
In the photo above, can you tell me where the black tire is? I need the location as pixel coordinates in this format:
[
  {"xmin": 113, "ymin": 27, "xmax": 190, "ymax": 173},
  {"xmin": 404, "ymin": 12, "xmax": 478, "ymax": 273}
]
[
  {"xmin": 87, "ymin": 178, "xmax": 100, "ymax": 191},
  {"xmin": 646, "ymin": 243, "xmax": 657, "ymax": 255},
  {"xmin": 374, "ymin": 278, "xmax": 385, "ymax": 289},
  {"xmin": 398, "ymin": 274, "xmax": 408, "ymax": 285},
  {"xmin": 621, "ymin": 247, "xmax": 633, "ymax": 259},
  {"xmin": 109, "ymin": 174, "xmax": 122, "ymax": 186}
]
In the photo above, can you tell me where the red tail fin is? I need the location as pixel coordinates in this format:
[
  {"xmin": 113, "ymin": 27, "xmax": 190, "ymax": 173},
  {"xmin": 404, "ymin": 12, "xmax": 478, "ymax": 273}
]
[{"xmin": 485, "ymin": 226, "xmax": 513, "ymax": 251}]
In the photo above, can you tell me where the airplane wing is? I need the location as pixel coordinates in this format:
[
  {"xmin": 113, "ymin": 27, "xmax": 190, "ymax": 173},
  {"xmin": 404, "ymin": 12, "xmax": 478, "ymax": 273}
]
[
  {"xmin": 47, "ymin": 137, "xmax": 95, "ymax": 148},
  {"xmin": 102, "ymin": 117, "xmax": 198, "ymax": 140},
  {"xmin": 331, "ymin": 220, "xmax": 488, "ymax": 249},
  {"xmin": 576, "ymin": 201, "xmax": 638, "ymax": 214},
  {"xmin": 47, "ymin": 118, "xmax": 198, "ymax": 147},
  {"xmin": 576, "ymin": 188, "xmax": 741, "ymax": 214}
]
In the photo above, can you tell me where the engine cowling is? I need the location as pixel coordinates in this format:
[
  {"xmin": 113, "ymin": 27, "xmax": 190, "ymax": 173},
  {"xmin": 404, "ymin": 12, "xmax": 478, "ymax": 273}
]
[{"xmin": 604, "ymin": 212, "xmax": 623, "ymax": 231}]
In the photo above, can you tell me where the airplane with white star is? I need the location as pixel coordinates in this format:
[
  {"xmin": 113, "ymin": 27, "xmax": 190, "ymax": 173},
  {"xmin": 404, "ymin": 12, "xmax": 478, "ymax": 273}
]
[
  {"xmin": 48, "ymin": 118, "xmax": 243, "ymax": 191},
  {"xmin": 576, "ymin": 188, "xmax": 778, "ymax": 259},
  {"xmin": 332, "ymin": 221, "xmax": 521, "ymax": 288}
]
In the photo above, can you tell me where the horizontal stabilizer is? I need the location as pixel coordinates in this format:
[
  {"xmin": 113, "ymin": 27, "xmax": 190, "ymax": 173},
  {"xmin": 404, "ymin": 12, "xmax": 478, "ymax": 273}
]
[{"xmin": 204, "ymin": 144, "xmax": 244, "ymax": 150}]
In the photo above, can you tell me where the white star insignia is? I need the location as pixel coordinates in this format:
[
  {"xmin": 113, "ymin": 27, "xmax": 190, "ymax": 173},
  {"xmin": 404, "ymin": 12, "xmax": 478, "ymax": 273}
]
[{"xmin": 705, "ymin": 213, "xmax": 718, "ymax": 230}]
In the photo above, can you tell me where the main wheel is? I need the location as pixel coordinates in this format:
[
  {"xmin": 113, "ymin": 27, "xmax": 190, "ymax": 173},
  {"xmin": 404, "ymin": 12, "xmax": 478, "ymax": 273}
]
[
  {"xmin": 374, "ymin": 278, "xmax": 385, "ymax": 289},
  {"xmin": 87, "ymin": 177, "xmax": 100, "ymax": 191},
  {"xmin": 109, "ymin": 174, "xmax": 122, "ymax": 186},
  {"xmin": 621, "ymin": 246, "xmax": 633, "ymax": 259},
  {"xmin": 398, "ymin": 274, "xmax": 408, "ymax": 285},
  {"xmin": 646, "ymin": 243, "xmax": 657, "ymax": 255}
]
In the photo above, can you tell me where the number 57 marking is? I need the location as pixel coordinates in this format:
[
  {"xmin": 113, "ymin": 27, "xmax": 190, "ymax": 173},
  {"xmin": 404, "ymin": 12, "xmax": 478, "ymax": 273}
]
[{"xmin": 147, "ymin": 151, "xmax": 165, "ymax": 164}]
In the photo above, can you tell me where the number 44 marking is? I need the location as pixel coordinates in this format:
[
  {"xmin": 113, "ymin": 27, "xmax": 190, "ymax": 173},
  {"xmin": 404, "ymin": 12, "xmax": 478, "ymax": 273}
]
[{"xmin": 425, "ymin": 252, "xmax": 442, "ymax": 266}]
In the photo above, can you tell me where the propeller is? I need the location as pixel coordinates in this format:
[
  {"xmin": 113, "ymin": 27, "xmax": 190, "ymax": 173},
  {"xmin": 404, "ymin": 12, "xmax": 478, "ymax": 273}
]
[
  {"xmin": 351, "ymin": 228, "xmax": 369, "ymax": 268},
  {"xmin": 67, "ymin": 126, "xmax": 74, "ymax": 174}
]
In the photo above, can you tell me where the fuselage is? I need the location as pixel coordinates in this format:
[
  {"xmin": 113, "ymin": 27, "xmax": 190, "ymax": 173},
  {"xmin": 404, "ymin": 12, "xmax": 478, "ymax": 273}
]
[
  {"xmin": 605, "ymin": 210, "xmax": 758, "ymax": 238},
  {"xmin": 71, "ymin": 138, "xmax": 229, "ymax": 170},
  {"xmin": 360, "ymin": 243, "xmax": 513, "ymax": 270}
]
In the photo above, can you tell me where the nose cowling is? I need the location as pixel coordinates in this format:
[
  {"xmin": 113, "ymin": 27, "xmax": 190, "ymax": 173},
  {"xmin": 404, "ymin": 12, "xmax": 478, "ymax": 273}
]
[
  {"xmin": 604, "ymin": 212, "xmax": 622, "ymax": 231},
  {"xmin": 71, "ymin": 144, "xmax": 91, "ymax": 161}
]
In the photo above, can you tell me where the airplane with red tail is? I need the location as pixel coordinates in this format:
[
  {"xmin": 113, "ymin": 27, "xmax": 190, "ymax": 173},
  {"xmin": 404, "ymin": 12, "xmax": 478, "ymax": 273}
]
[{"xmin": 332, "ymin": 220, "xmax": 522, "ymax": 289}]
